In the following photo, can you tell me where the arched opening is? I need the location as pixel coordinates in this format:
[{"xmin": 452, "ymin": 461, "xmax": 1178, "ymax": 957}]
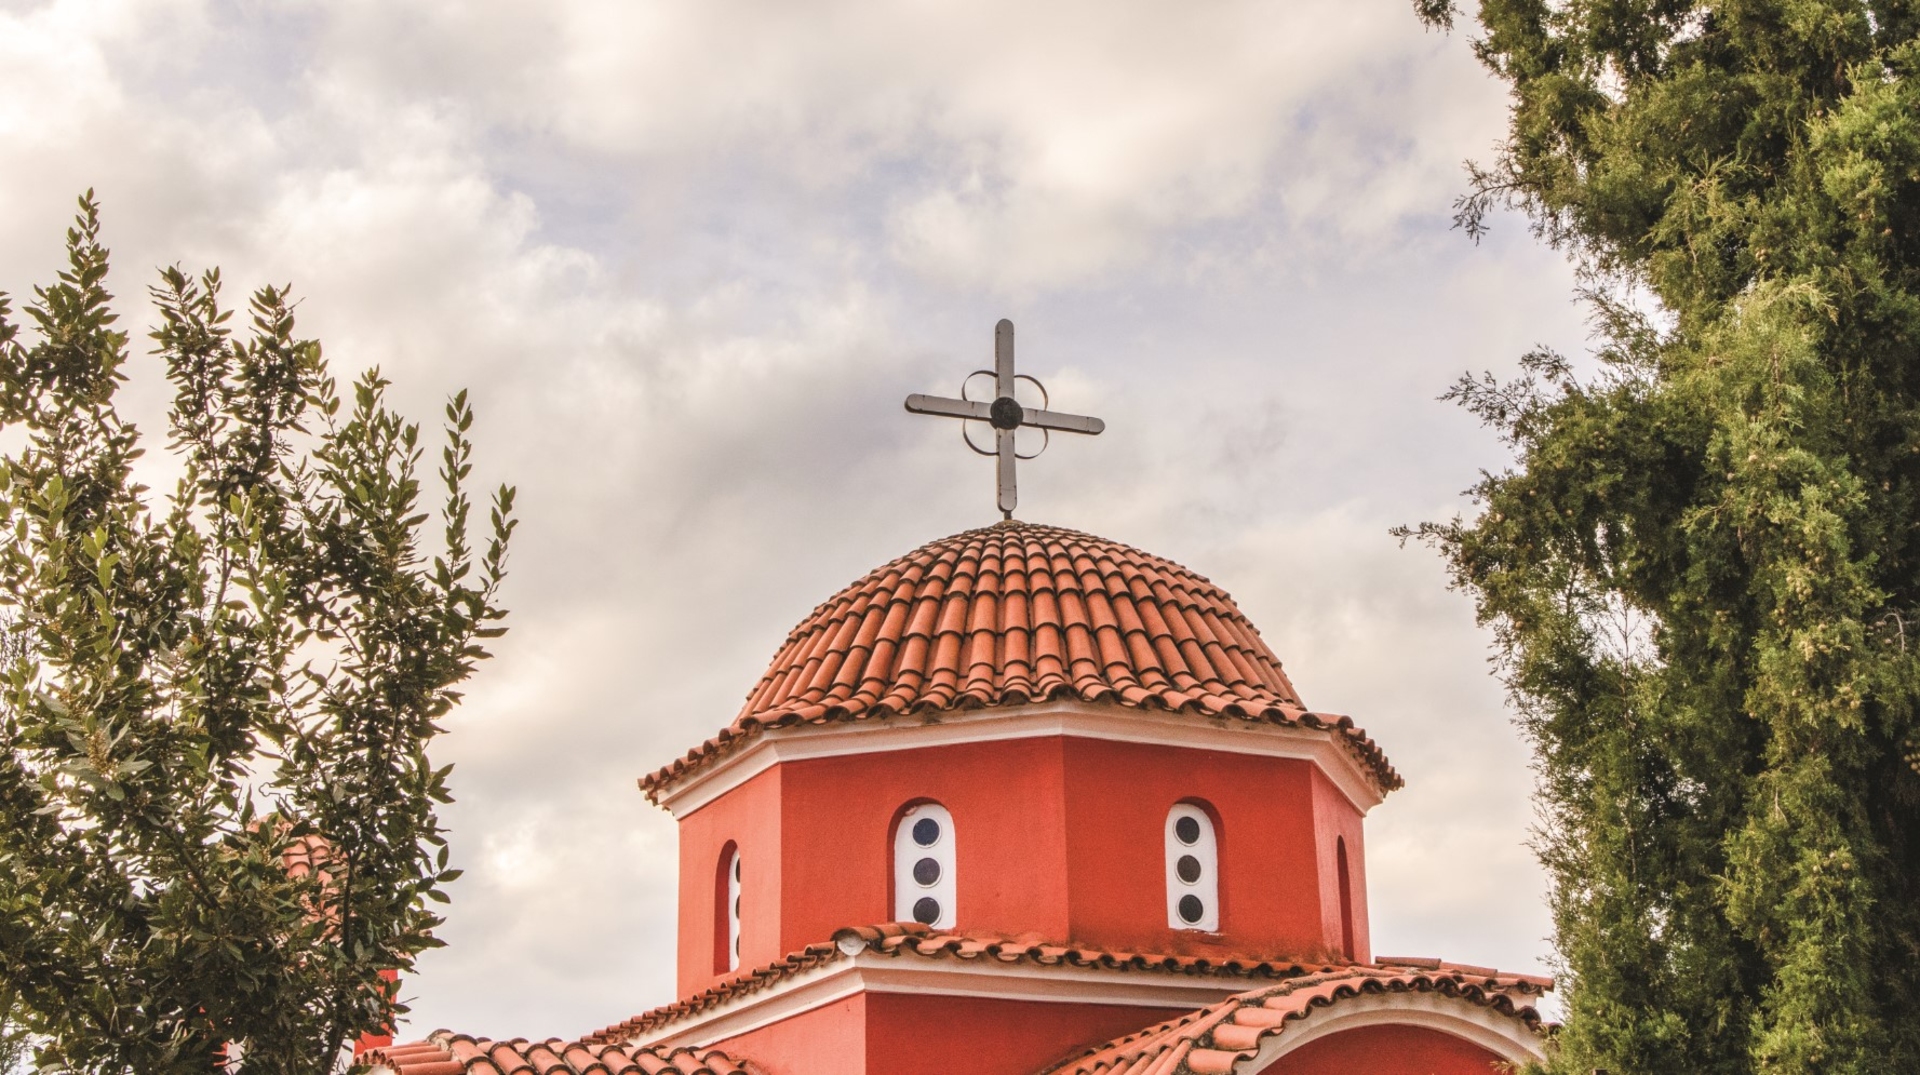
[
  {"xmin": 893, "ymin": 802, "xmax": 955, "ymax": 929},
  {"xmin": 713, "ymin": 842, "xmax": 741, "ymax": 973},
  {"xmin": 1336, "ymin": 836, "xmax": 1355, "ymax": 961},
  {"xmin": 1166, "ymin": 802, "xmax": 1219, "ymax": 931}
]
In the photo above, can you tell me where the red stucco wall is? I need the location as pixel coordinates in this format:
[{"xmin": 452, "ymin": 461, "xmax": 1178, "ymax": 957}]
[
  {"xmin": 1256, "ymin": 1025, "xmax": 1511, "ymax": 1074},
  {"xmin": 1060, "ymin": 738, "xmax": 1325, "ymax": 955},
  {"xmin": 706, "ymin": 994, "xmax": 866, "ymax": 1075},
  {"xmin": 1309, "ymin": 765, "xmax": 1369, "ymax": 963},
  {"xmin": 865, "ymin": 994, "xmax": 1174, "ymax": 1075},
  {"xmin": 778, "ymin": 737, "xmax": 1074, "ymax": 950},
  {"xmin": 676, "ymin": 765, "xmax": 783, "ymax": 995},
  {"xmin": 675, "ymin": 728, "xmax": 1373, "ymax": 993}
]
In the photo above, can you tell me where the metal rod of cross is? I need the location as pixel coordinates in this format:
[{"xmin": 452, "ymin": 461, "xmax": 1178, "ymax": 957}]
[{"xmin": 905, "ymin": 319, "xmax": 1106, "ymax": 519}]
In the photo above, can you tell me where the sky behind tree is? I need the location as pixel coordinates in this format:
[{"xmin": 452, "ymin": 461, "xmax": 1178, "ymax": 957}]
[{"xmin": 0, "ymin": 0, "xmax": 1587, "ymax": 1039}]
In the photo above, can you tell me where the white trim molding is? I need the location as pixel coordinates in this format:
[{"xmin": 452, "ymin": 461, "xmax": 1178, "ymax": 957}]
[
  {"xmin": 631, "ymin": 948, "xmax": 1258, "ymax": 1053},
  {"xmin": 1238, "ymin": 991, "xmax": 1547, "ymax": 1072},
  {"xmin": 654, "ymin": 700, "xmax": 1387, "ymax": 820}
]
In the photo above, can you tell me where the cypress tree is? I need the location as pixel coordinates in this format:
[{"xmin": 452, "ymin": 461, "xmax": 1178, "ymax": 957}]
[{"xmin": 1406, "ymin": 2, "xmax": 1920, "ymax": 1071}]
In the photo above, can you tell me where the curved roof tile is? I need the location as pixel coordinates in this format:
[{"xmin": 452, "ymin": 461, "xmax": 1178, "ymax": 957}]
[
  {"xmin": 365, "ymin": 1031, "xmax": 756, "ymax": 1075},
  {"xmin": 641, "ymin": 523, "xmax": 1400, "ymax": 799},
  {"xmin": 1044, "ymin": 963, "xmax": 1551, "ymax": 1074}
]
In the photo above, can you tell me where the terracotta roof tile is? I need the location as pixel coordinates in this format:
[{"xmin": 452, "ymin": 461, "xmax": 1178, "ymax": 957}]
[
  {"xmin": 365, "ymin": 1032, "xmax": 757, "ymax": 1075},
  {"xmin": 641, "ymin": 523, "xmax": 1399, "ymax": 800},
  {"xmin": 1043, "ymin": 964, "xmax": 1551, "ymax": 1074},
  {"xmin": 587, "ymin": 923, "xmax": 1363, "ymax": 1045},
  {"xmin": 1044, "ymin": 959, "xmax": 1551, "ymax": 1067}
]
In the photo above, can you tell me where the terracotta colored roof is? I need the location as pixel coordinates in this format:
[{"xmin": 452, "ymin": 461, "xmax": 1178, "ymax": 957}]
[
  {"xmin": 1044, "ymin": 962, "xmax": 1552, "ymax": 1074},
  {"xmin": 587, "ymin": 923, "xmax": 1355, "ymax": 1044},
  {"xmin": 365, "ymin": 1031, "xmax": 757, "ymax": 1075},
  {"xmin": 641, "ymin": 522, "xmax": 1399, "ymax": 799}
]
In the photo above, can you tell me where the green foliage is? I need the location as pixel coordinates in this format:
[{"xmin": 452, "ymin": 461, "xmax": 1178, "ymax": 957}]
[
  {"xmin": 0, "ymin": 195, "xmax": 516, "ymax": 1074},
  {"xmin": 1407, "ymin": 1, "xmax": 1920, "ymax": 1072}
]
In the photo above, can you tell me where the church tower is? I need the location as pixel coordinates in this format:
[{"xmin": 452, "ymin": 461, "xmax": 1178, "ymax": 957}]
[{"xmin": 369, "ymin": 325, "xmax": 1550, "ymax": 1075}]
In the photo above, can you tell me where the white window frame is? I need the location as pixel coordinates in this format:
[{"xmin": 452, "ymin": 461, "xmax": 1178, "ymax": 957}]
[
  {"xmin": 725, "ymin": 845, "xmax": 742, "ymax": 971},
  {"xmin": 893, "ymin": 802, "xmax": 956, "ymax": 929},
  {"xmin": 1166, "ymin": 802, "xmax": 1220, "ymax": 931}
]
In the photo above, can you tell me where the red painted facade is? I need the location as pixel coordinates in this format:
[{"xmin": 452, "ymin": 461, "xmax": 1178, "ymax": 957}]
[
  {"xmin": 675, "ymin": 731, "xmax": 1368, "ymax": 996},
  {"xmin": 703, "ymin": 993, "xmax": 1175, "ymax": 1075},
  {"xmin": 1254, "ymin": 1025, "xmax": 1508, "ymax": 1074}
]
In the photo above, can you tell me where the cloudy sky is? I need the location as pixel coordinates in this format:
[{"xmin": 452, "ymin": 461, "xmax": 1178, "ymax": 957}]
[{"xmin": 1, "ymin": 0, "xmax": 1592, "ymax": 1041}]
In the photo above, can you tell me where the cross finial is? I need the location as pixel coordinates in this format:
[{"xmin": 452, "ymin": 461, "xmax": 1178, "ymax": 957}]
[{"xmin": 905, "ymin": 319, "xmax": 1106, "ymax": 519}]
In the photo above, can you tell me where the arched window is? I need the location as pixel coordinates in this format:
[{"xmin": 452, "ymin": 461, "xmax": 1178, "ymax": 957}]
[
  {"xmin": 714, "ymin": 843, "xmax": 741, "ymax": 973},
  {"xmin": 1336, "ymin": 836, "xmax": 1355, "ymax": 961},
  {"xmin": 893, "ymin": 802, "xmax": 955, "ymax": 929},
  {"xmin": 1166, "ymin": 802, "xmax": 1219, "ymax": 931}
]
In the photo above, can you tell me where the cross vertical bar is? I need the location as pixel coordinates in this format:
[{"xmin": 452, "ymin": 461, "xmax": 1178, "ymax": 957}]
[
  {"xmin": 996, "ymin": 427, "xmax": 1017, "ymax": 518},
  {"xmin": 994, "ymin": 318, "xmax": 1018, "ymax": 517},
  {"xmin": 994, "ymin": 319, "xmax": 1016, "ymax": 397}
]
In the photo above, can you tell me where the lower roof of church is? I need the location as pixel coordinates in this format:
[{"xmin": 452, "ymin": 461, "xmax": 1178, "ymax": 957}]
[{"xmin": 367, "ymin": 925, "xmax": 1550, "ymax": 1075}]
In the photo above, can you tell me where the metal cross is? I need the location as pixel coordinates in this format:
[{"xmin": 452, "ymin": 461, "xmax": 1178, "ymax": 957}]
[{"xmin": 905, "ymin": 319, "xmax": 1105, "ymax": 519}]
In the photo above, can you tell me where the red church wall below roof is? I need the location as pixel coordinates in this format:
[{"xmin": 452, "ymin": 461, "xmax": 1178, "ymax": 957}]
[
  {"xmin": 1310, "ymin": 765, "xmax": 1370, "ymax": 963},
  {"xmin": 778, "ymin": 736, "xmax": 1075, "ymax": 951},
  {"xmin": 677, "ymin": 764, "xmax": 784, "ymax": 994},
  {"xmin": 700, "ymin": 993, "xmax": 867, "ymax": 1075},
  {"xmin": 674, "ymin": 729, "xmax": 1372, "ymax": 996},
  {"xmin": 864, "ymin": 994, "xmax": 1176, "ymax": 1075},
  {"xmin": 698, "ymin": 989, "xmax": 1176, "ymax": 1075},
  {"xmin": 1058, "ymin": 737, "xmax": 1337, "ymax": 957},
  {"xmin": 1251, "ymin": 1024, "xmax": 1510, "ymax": 1074}
]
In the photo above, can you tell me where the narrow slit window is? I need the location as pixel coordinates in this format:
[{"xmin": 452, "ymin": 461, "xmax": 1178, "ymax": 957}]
[
  {"xmin": 893, "ymin": 803, "xmax": 955, "ymax": 929},
  {"xmin": 716, "ymin": 844, "xmax": 741, "ymax": 973},
  {"xmin": 1166, "ymin": 803, "xmax": 1219, "ymax": 931},
  {"xmin": 1336, "ymin": 836, "xmax": 1355, "ymax": 961}
]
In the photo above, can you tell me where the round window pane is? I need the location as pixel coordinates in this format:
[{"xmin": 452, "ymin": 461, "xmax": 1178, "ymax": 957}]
[
  {"xmin": 1178, "ymin": 894, "xmax": 1205, "ymax": 924},
  {"xmin": 912, "ymin": 857, "xmax": 941, "ymax": 887},
  {"xmin": 732, "ymin": 858, "xmax": 741, "ymax": 881},
  {"xmin": 1176, "ymin": 854, "xmax": 1203, "ymax": 884},
  {"xmin": 912, "ymin": 896, "xmax": 942, "ymax": 925},
  {"xmin": 912, "ymin": 817, "xmax": 941, "ymax": 846},
  {"xmin": 1174, "ymin": 815, "xmax": 1201, "ymax": 845}
]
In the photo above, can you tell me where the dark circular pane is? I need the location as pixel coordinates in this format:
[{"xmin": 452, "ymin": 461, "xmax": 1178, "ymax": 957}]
[
  {"xmin": 1178, "ymin": 894, "xmax": 1205, "ymax": 924},
  {"xmin": 912, "ymin": 896, "xmax": 942, "ymax": 925},
  {"xmin": 732, "ymin": 858, "xmax": 741, "ymax": 881},
  {"xmin": 1174, "ymin": 815, "xmax": 1201, "ymax": 845},
  {"xmin": 733, "ymin": 896, "xmax": 740, "ymax": 917},
  {"xmin": 912, "ymin": 817, "xmax": 941, "ymax": 846},
  {"xmin": 1176, "ymin": 854, "xmax": 1203, "ymax": 884},
  {"xmin": 912, "ymin": 857, "xmax": 942, "ymax": 887}
]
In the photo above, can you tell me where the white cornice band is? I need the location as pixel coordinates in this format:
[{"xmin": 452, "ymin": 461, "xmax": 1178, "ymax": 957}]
[{"xmin": 653, "ymin": 700, "xmax": 1387, "ymax": 819}]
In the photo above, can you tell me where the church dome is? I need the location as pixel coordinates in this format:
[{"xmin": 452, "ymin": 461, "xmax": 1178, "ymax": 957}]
[{"xmin": 641, "ymin": 521, "xmax": 1399, "ymax": 797}]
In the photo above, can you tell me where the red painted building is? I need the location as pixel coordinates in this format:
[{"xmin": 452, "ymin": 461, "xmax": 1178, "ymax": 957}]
[{"xmin": 371, "ymin": 522, "xmax": 1549, "ymax": 1075}]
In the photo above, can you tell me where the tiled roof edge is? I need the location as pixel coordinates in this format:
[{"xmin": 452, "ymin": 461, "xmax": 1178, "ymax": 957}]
[
  {"xmin": 639, "ymin": 701, "xmax": 1401, "ymax": 804},
  {"xmin": 583, "ymin": 939, "xmax": 845, "ymax": 1044},
  {"xmin": 587, "ymin": 922, "xmax": 1376, "ymax": 1045},
  {"xmin": 363, "ymin": 1029, "xmax": 759, "ymax": 1075},
  {"xmin": 1042, "ymin": 964, "xmax": 1553, "ymax": 1074}
]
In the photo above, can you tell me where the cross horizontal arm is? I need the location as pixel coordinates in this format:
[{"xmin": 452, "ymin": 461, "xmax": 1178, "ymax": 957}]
[
  {"xmin": 1023, "ymin": 408, "xmax": 1106, "ymax": 435},
  {"xmin": 905, "ymin": 394, "xmax": 992, "ymax": 421}
]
